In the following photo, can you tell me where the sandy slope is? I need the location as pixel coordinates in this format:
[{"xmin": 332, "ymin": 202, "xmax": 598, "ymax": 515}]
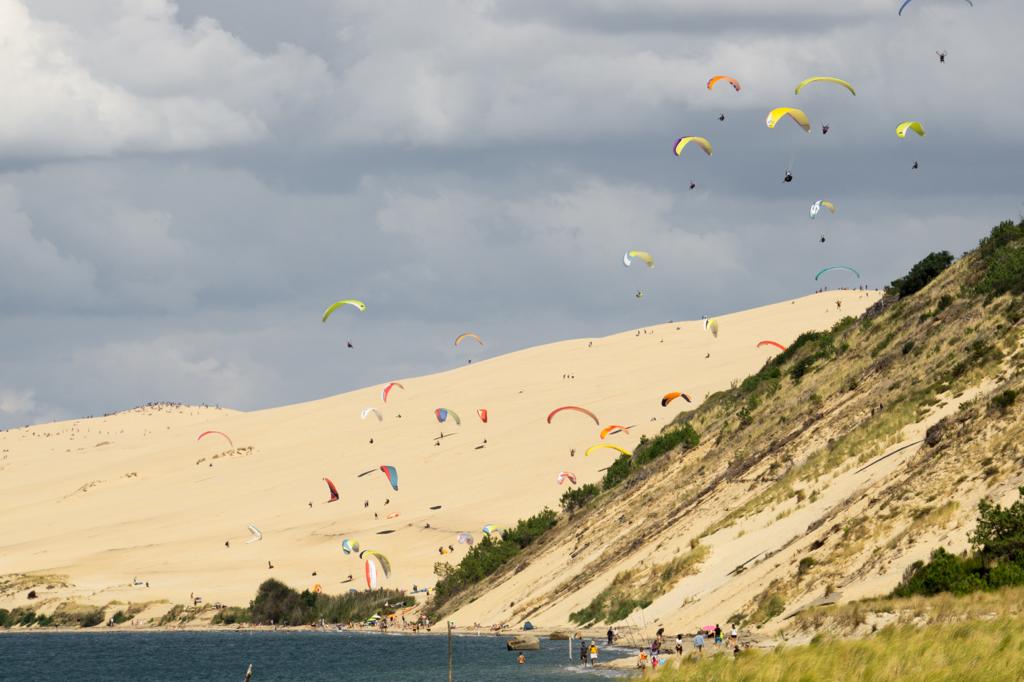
[{"xmin": 0, "ymin": 291, "xmax": 879, "ymax": 614}]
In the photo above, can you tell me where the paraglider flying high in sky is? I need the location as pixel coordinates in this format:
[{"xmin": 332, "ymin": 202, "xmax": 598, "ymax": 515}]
[
  {"xmin": 707, "ymin": 75, "xmax": 741, "ymax": 91},
  {"xmin": 379, "ymin": 465, "xmax": 399, "ymax": 491},
  {"xmin": 454, "ymin": 332, "xmax": 483, "ymax": 347},
  {"xmin": 673, "ymin": 136, "xmax": 713, "ymax": 157},
  {"xmin": 434, "ymin": 408, "xmax": 461, "ymax": 425},
  {"xmin": 324, "ymin": 477, "xmax": 340, "ymax": 503},
  {"xmin": 815, "ymin": 265, "xmax": 861, "ymax": 281},
  {"xmin": 381, "ymin": 382, "xmax": 404, "ymax": 403},
  {"xmin": 897, "ymin": 121, "xmax": 926, "ymax": 138},
  {"xmin": 810, "ymin": 201, "xmax": 836, "ymax": 219},
  {"xmin": 766, "ymin": 107, "xmax": 810, "ymax": 132},
  {"xmin": 321, "ymin": 299, "xmax": 366, "ymax": 322},
  {"xmin": 547, "ymin": 405, "xmax": 600, "ymax": 426},
  {"xmin": 661, "ymin": 392, "xmax": 693, "ymax": 407},
  {"xmin": 197, "ymin": 430, "xmax": 233, "ymax": 448},
  {"xmin": 623, "ymin": 250, "xmax": 655, "ymax": 268},
  {"xmin": 794, "ymin": 77, "xmax": 857, "ymax": 96},
  {"xmin": 585, "ymin": 444, "xmax": 631, "ymax": 458},
  {"xmin": 899, "ymin": 0, "xmax": 972, "ymax": 16}
]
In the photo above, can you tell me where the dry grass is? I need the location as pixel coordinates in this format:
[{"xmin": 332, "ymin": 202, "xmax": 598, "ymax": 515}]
[{"xmin": 657, "ymin": 615, "xmax": 1024, "ymax": 681}]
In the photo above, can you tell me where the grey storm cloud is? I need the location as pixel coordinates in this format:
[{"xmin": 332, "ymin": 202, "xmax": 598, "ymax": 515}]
[{"xmin": 0, "ymin": 0, "xmax": 1020, "ymax": 427}]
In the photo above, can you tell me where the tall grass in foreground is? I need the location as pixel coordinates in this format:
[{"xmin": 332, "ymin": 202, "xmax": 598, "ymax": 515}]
[{"xmin": 655, "ymin": 617, "xmax": 1024, "ymax": 682}]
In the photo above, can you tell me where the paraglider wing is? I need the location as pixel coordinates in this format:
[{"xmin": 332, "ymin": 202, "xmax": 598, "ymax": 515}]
[
  {"xmin": 322, "ymin": 299, "xmax": 367, "ymax": 322},
  {"xmin": 794, "ymin": 77, "xmax": 856, "ymax": 96},
  {"xmin": 624, "ymin": 250, "xmax": 655, "ymax": 268},
  {"xmin": 661, "ymin": 392, "xmax": 692, "ymax": 407},
  {"xmin": 814, "ymin": 265, "xmax": 861, "ymax": 281},
  {"xmin": 246, "ymin": 524, "xmax": 262, "ymax": 544},
  {"xmin": 896, "ymin": 121, "xmax": 926, "ymax": 138},
  {"xmin": 703, "ymin": 318, "xmax": 719, "ymax": 338},
  {"xmin": 599, "ymin": 424, "xmax": 631, "ymax": 439},
  {"xmin": 757, "ymin": 340, "xmax": 788, "ymax": 352},
  {"xmin": 361, "ymin": 407, "xmax": 383, "ymax": 422},
  {"xmin": 342, "ymin": 538, "xmax": 360, "ymax": 555},
  {"xmin": 765, "ymin": 107, "xmax": 811, "ymax": 132},
  {"xmin": 707, "ymin": 75, "xmax": 741, "ymax": 91},
  {"xmin": 379, "ymin": 465, "xmax": 399, "ymax": 491},
  {"xmin": 197, "ymin": 431, "xmax": 233, "ymax": 448},
  {"xmin": 381, "ymin": 382, "xmax": 404, "ymax": 403},
  {"xmin": 556, "ymin": 471, "xmax": 578, "ymax": 485},
  {"xmin": 899, "ymin": 0, "xmax": 972, "ymax": 15},
  {"xmin": 359, "ymin": 550, "xmax": 392, "ymax": 577},
  {"xmin": 434, "ymin": 408, "xmax": 461, "ymax": 426},
  {"xmin": 324, "ymin": 477, "xmax": 340, "ymax": 503},
  {"xmin": 584, "ymin": 444, "xmax": 631, "ymax": 458},
  {"xmin": 454, "ymin": 332, "xmax": 483, "ymax": 347},
  {"xmin": 457, "ymin": 532, "xmax": 474, "ymax": 545},
  {"xmin": 477, "ymin": 408, "xmax": 488, "ymax": 423},
  {"xmin": 547, "ymin": 405, "xmax": 600, "ymax": 426},
  {"xmin": 672, "ymin": 137, "xmax": 713, "ymax": 157},
  {"xmin": 482, "ymin": 524, "xmax": 501, "ymax": 537},
  {"xmin": 810, "ymin": 200, "xmax": 836, "ymax": 219}
]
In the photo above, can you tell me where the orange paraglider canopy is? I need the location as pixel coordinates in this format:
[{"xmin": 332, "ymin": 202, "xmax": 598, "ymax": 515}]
[
  {"xmin": 707, "ymin": 75, "xmax": 741, "ymax": 91},
  {"xmin": 599, "ymin": 424, "xmax": 631, "ymax": 439},
  {"xmin": 661, "ymin": 392, "xmax": 693, "ymax": 407}
]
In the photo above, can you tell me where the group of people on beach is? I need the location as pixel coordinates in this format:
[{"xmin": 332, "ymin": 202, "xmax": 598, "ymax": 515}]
[{"xmin": 635, "ymin": 623, "xmax": 741, "ymax": 671}]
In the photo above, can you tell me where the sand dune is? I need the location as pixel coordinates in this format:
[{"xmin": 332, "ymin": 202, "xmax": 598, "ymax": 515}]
[{"xmin": 0, "ymin": 291, "xmax": 880, "ymax": 614}]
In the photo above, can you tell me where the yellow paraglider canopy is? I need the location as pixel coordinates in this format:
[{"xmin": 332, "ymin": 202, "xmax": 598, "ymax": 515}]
[
  {"xmin": 322, "ymin": 299, "xmax": 366, "ymax": 322},
  {"xmin": 794, "ymin": 77, "xmax": 857, "ymax": 96},
  {"xmin": 896, "ymin": 121, "xmax": 926, "ymax": 138},
  {"xmin": 585, "ymin": 440, "xmax": 630, "ymax": 456},
  {"xmin": 765, "ymin": 108, "xmax": 810, "ymax": 132},
  {"xmin": 673, "ymin": 136, "xmax": 713, "ymax": 157}
]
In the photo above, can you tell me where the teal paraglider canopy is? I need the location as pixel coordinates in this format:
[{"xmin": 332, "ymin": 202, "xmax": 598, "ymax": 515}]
[{"xmin": 814, "ymin": 266, "xmax": 861, "ymax": 281}]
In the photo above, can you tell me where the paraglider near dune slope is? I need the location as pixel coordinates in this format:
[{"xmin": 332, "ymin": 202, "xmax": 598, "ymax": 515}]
[
  {"xmin": 585, "ymin": 443, "xmax": 631, "ymax": 458},
  {"xmin": 381, "ymin": 382, "xmax": 404, "ymax": 403},
  {"xmin": 757, "ymin": 340, "xmax": 787, "ymax": 352},
  {"xmin": 379, "ymin": 465, "xmax": 399, "ymax": 491},
  {"xmin": 661, "ymin": 392, "xmax": 692, "ymax": 407},
  {"xmin": 197, "ymin": 430, "xmax": 233, "ymax": 448},
  {"xmin": 547, "ymin": 405, "xmax": 600, "ymax": 426},
  {"xmin": 434, "ymin": 408, "xmax": 461, "ymax": 425},
  {"xmin": 814, "ymin": 265, "xmax": 861, "ymax": 281},
  {"xmin": 323, "ymin": 477, "xmax": 340, "ymax": 503}
]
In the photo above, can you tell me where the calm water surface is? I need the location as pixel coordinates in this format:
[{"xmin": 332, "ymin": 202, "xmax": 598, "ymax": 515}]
[{"xmin": 0, "ymin": 630, "xmax": 630, "ymax": 681}]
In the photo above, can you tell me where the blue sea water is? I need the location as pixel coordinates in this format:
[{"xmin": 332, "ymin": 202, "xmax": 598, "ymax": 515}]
[{"xmin": 0, "ymin": 630, "xmax": 630, "ymax": 681}]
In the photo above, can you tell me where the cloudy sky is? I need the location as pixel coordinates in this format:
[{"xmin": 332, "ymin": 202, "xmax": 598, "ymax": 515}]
[{"xmin": 1, "ymin": 0, "xmax": 1021, "ymax": 427}]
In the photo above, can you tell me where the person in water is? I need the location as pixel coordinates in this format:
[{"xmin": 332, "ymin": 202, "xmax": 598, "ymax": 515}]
[
  {"xmin": 607, "ymin": 627, "xmax": 615, "ymax": 645},
  {"xmin": 244, "ymin": 663, "xmax": 254, "ymax": 681}
]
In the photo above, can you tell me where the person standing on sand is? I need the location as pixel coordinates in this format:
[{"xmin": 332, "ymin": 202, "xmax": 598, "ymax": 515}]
[
  {"xmin": 714, "ymin": 624, "xmax": 723, "ymax": 649},
  {"xmin": 693, "ymin": 630, "xmax": 704, "ymax": 658}
]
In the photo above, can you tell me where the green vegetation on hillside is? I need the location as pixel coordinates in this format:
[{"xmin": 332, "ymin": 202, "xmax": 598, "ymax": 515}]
[
  {"xmin": 426, "ymin": 508, "xmax": 557, "ymax": 618},
  {"xmin": 569, "ymin": 543, "xmax": 709, "ymax": 625},
  {"xmin": 893, "ymin": 487, "xmax": 1024, "ymax": 598}
]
